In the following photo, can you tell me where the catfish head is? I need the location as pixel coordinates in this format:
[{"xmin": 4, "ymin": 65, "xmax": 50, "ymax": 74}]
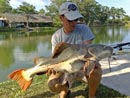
[{"xmin": 84, "ymin": 44, "xmax": 113, "ymax": 61}]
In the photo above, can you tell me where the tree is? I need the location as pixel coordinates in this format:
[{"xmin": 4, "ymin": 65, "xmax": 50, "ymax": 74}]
[
  {"xmin": 109, "ymin": 7, "xmax": 126, "ymax": 25},
  {"xmin": 46, "ymin": 0, "xmax": 127, "ymax": 26},
  {"xmin": 17, "ymin": 2, "xmax": 36, "ymax": 14},
  {"xmin": 45, "ymin": 0, "xmax": 66, "ymax": 27},
  {"xmin": 46, "ymin": 0, "xmax": 95, "ymax": 26},
  {"xmin": 123, "ymin": 15, "xmax": 130, "ymax": 21},
  {"xmin": 0, "ymin": 0, "xmax": 12, "ymax": 13},
  {"xmin": 39, "ymin": 9, "xmax": 45, "ymax": 14},
  {"xmin": 109, "ymin": 7, "xmax": 117, "ymax": 25},
  {"xmin": 79, "ymin": 1, "xmax": 98, "ymax": 25},
  {"xmin": 116, "ymin": 8, "xmax": 126, "ymax": 20},
  {"xmin": 96, "ymin": 5, "xmax": 110, "ymax": 24},
  {"xmin": 16, "ymin": 2, "xmax": 37, "ymax": 28}
]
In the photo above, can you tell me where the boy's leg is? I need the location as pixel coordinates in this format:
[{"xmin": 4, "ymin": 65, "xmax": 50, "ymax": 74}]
[
  {"xmin": 47, "ymin": 72, "xmax": 70, "ymax": 98},
  {"xmin": 88, "ymin": 63, "xmax": 102, "ymax": 98}
]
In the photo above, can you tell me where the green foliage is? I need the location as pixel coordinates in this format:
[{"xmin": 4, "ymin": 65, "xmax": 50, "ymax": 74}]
[
  {"xmin": 0, "ymin": 0, "xmax": 12, "ymax": 13},
  {"xmin": 16, "ymin": 2, "xmax": 36, "ymax": 14},
  {"xmin": 123, "ymin": 15, "xmax": 130, "ymax": 24},
  {"xmin": 39, "ymin": 9, "xmax": 45, "ymax": 14},
  {"xmin": 46, "ymin": 0, "xmax": 127, "ymax": 26},
  {"xmin": 0, "ymin": 0, "xmax": 128, "ymax": 26},
  {"xmin": 79, "ymin": 1, "xmax": 98, "ymax": 25}
]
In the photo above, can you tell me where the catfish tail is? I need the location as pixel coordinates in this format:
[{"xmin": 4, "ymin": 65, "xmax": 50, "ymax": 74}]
[{"xmin": 8, "ymin": 69, "xmax": 32, "ymax": 91}]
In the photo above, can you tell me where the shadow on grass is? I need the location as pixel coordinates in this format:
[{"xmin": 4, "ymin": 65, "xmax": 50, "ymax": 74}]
[
  {"xmin": 30, "ymin": 80, "xmax": 127, "ymax": 98},
  {"xmin": 30, "ymin": 91, "xmax": 55, "ymax": 98},
  {"xmin": 70, "ymin": 84, "xmax": 127, "ymax": 98}
]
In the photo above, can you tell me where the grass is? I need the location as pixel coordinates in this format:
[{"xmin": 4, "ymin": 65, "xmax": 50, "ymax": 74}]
[{"xmin": 0, "ymin": 75, "xmax": 129, "ymax": 98}]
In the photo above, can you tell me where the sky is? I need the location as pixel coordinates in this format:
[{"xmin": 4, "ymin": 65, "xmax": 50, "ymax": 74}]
[
  {"xmin": 96, "ymin": 0, "xmax": 130, "ymax": 16},
  {"xmin": 9, "ymin": 0, "xmax": 130, "ymax": 16},
  {"xmin": 9, "ymin": 0, "xmax": 51, "ymax": 11}
]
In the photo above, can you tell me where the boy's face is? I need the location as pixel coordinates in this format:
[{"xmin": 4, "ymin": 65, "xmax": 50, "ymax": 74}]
[{"xmin": 60, "ymin": 15, "xmax": 78, "ymax": 33}]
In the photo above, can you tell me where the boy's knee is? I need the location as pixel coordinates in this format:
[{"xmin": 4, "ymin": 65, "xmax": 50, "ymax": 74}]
[
  {"xmin": 90, "ymin": 63, "xmax": 102, "ymax": 77},
  {"xmin": 48, "ymin": 78, "xmax": 60, "ymax": 92},
  {"xmin": 48, "ymin": 78, "xmax": 69, "ymax": 93},
  {"xmin": 47, "ymin": 73, "xmax": 68, "ymax": 93}
]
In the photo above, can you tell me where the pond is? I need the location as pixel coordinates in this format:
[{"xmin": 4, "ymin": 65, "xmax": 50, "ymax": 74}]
[{"xmin": 0, "ymin": 26, "xmax": 130, "ymax": 82}]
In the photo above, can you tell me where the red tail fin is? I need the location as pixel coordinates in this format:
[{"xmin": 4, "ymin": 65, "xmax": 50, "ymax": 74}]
[{"xmin": 8, "ymin": 69, "xmax": 32, "ymax": 91}]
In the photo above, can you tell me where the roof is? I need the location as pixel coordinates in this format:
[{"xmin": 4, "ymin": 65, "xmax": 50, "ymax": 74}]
[{"xmin": 0, "ymin": 13, "xmax": 52, "ymax": 23}]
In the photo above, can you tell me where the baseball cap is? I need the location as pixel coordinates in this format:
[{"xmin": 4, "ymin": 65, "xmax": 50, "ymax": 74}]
[{"xmin": 59, "ymin": 2, "xmax": 83, "ymax": 20}]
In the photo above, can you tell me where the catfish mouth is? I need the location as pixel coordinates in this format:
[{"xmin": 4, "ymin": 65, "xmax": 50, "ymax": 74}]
[{"xmin": 96, "ymin": 50, "xmax": 112, "ymax": 60}]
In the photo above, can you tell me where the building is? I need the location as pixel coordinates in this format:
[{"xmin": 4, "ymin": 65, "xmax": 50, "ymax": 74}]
[{"xmin": 0, "ymin": 13, "xmax": 52, "ymax": 27}]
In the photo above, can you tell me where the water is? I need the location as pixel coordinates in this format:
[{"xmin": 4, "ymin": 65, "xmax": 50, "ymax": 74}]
[
  {"xmin": 0, "ymin": 35, "xmax": 52, "ymax": 82},
  {"xmin": 0, "ymin": 26, "xmax": 130, "ymax": 82}
]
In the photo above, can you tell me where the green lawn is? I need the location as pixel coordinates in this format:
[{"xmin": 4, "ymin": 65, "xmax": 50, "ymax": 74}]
[{"xmin": 0, "ymin": 75, "xmax": 129, "ymax": 98}]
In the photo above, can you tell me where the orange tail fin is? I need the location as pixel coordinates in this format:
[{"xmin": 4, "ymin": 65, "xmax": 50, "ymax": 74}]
[{"xmin": 8, "ymin": 69, "xmax": 32, "ymax": 91}]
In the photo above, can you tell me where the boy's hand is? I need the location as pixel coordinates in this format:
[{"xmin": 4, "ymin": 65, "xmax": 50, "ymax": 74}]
[{"xmin": 46, "ymin": 68, "xmax": 57, "ymax": 76}]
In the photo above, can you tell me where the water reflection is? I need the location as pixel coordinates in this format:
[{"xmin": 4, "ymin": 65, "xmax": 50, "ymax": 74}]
[
  {"xmin": 0, "ymin": 35, "xmax": 52, "ymax": 82},
  {"xmin": 0, "ymin": 26, "xmax": 130, "ymax": 82},
  {"xmin": 92, "ymin": 26, "xmax": 130, "ymax": 45}
]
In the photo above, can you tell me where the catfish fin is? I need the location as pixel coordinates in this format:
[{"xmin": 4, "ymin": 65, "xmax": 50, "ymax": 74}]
[
  {"xmin": 52, "ymin": 42, "xmax": 71, "ymax": 58},
  {"xmin": 8, "ymin": 69, "xmax": 32, "ymax": 91}
]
